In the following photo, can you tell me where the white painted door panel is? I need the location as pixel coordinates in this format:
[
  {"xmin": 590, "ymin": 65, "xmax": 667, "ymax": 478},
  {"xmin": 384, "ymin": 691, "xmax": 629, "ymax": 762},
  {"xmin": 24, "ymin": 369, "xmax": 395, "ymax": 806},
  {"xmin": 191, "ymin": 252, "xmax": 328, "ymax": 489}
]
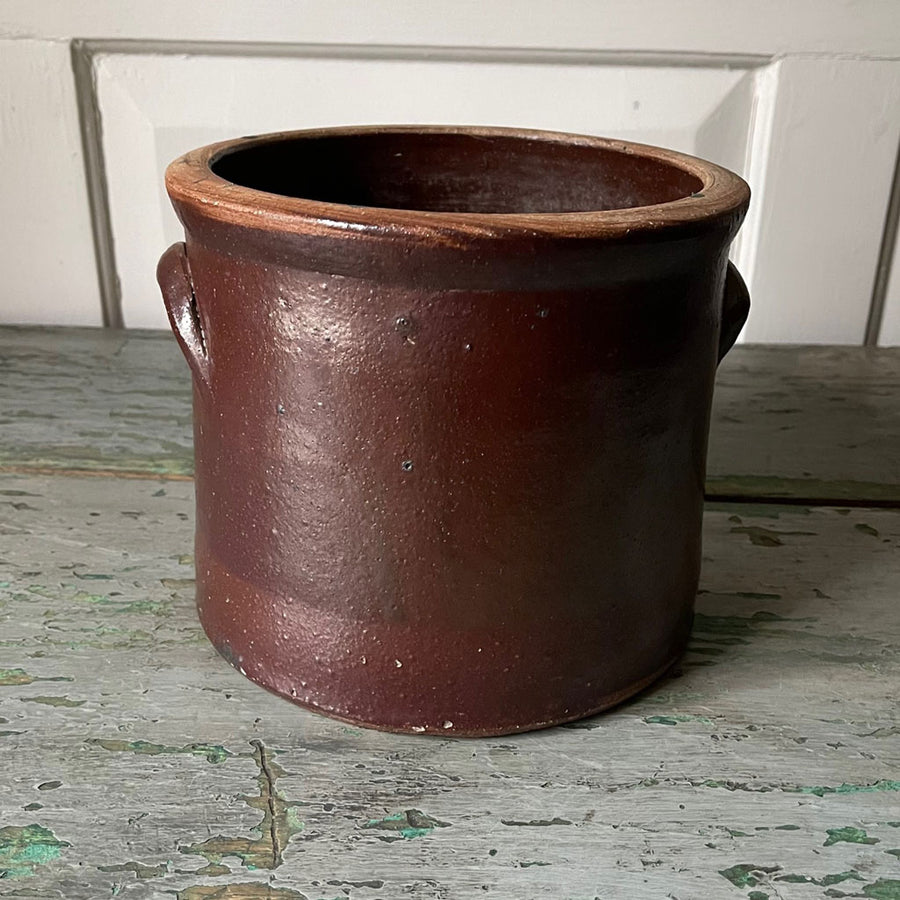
[
  {"xmin": 0, "ymin": 41, "xmax": 100, "ymax": 326},
  {"xmin": 878, "ymin": 228, "xmax": 900, "ymax": 346},
  {"xmin": 736, "ymin": 58, "xmax": 900, "ymax": 344},
  {"xmin": 95, "ymin": 50, "xmax": 900, "ymax": 342},
  {"xmin": 96, "ymin": 52, "xmax": 752, "ymax": 328}
]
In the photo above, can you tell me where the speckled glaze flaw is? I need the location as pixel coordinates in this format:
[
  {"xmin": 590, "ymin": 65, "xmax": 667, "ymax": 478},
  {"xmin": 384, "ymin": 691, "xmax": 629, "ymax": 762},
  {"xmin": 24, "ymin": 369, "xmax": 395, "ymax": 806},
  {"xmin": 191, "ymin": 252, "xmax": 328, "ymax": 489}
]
[{"xmin": 158, "ymin": 125, "xmax": 750, "ymax": 736}]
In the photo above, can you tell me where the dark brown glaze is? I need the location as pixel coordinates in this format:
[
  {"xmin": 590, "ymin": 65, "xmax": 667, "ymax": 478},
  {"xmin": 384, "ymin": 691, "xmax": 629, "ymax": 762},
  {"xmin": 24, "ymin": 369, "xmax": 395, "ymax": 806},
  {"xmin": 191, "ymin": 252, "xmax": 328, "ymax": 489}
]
[{"xmin": 159, "ymin": 125, "xmax": 750, "ymax": 736}]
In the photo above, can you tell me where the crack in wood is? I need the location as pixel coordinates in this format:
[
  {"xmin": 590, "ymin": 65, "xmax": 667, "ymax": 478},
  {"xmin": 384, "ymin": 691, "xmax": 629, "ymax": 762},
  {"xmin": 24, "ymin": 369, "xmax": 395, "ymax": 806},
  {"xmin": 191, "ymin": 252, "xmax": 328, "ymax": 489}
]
[
  {"xmin": 179, "ymin": 740, "xmax": 304, "ymax": 871},
  {"xmin": 251, "ymin": 739, "xmax": 281, "ymax": 869}
]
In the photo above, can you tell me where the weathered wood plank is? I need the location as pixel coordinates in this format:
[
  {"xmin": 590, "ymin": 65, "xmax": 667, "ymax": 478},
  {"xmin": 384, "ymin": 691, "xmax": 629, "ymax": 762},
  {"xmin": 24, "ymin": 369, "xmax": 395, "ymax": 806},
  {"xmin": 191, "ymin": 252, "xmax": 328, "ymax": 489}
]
[
  {"xmin": 707, "ymin": 345, "xmax": 900, "ymax": 503},
  {"xmin": 2, "ymin": 327, "xmax": 900, "ymax": 502},
  {"xmin": 0, "ymin": 327, "xmax": 192, "ymax": 477},
  {"xmin": 1, "ymin": 473, "xmax": 898, "ymax": 898}
]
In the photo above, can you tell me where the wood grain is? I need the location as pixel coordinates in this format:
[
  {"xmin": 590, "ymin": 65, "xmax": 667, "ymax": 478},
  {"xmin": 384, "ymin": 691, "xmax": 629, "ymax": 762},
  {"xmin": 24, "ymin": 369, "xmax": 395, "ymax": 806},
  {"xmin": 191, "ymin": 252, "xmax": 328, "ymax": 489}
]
[
  {"xmin": 2, "ymin": 328, "xmax": 899, "ymax": 502},
  {"xmin": 1, "ymin": 473, "xmax": 898, "ymax": 898}
]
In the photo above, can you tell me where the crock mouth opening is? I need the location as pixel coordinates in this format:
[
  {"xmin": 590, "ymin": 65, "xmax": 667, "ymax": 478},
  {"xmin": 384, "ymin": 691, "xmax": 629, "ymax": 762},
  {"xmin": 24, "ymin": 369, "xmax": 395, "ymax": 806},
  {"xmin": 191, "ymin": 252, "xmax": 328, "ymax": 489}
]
[
  {"xmin": 167, "ymin": 126, "xmax": 750, "ymax": 242},
  {"xmin": 208, "ymin": 129, "xmax": 705, "ymax": 216}
]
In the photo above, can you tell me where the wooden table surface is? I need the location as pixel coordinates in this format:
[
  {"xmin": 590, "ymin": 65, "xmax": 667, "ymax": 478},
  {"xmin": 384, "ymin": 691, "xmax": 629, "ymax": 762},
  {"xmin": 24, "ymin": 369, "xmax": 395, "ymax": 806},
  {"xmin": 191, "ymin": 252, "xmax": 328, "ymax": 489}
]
[{"xmin": 1, "ymin": 327, "xmax": 898, "ymax": 900}]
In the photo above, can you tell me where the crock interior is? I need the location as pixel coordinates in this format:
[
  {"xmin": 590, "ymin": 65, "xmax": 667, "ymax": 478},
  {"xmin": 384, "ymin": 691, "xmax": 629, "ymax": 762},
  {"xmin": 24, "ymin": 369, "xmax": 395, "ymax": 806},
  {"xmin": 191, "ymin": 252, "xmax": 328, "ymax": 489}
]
[{"xmin": 210, "ymin": 131, "xmax": 704, "ymax": 215}]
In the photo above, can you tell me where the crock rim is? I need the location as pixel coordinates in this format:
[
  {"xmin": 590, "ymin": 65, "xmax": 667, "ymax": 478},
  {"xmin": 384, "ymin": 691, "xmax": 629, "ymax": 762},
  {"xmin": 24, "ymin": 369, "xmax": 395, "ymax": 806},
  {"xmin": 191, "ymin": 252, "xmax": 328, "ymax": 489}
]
[{"xmin": 165, "ymin": 124, "xmax": 751, "ymax": 245}]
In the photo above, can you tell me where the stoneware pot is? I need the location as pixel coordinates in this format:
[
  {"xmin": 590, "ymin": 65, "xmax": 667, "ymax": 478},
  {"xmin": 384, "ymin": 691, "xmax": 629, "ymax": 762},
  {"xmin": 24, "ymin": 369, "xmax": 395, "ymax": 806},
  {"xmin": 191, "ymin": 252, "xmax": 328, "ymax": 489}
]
[{"xmin": 159, "ymin": 125, "xmax": 750, "ymax": 737}]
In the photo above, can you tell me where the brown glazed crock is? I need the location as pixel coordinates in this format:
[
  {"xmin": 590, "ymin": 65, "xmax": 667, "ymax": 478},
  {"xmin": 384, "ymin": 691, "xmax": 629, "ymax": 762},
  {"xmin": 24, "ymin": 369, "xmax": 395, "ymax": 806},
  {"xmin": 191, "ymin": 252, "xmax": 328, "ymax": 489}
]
[{"xmin": 159, "ymin": 125, "xmax": 750, "ymax": 737}]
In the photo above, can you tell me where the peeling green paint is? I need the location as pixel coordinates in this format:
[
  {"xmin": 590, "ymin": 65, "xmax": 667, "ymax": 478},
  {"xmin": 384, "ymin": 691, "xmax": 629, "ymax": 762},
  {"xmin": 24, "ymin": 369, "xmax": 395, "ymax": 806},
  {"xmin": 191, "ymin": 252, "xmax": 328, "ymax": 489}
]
[
  {"xmin": 786, "ymin": 781, "xmax": 900, "ymax": 798},
  {"xmin": 855, "ymin": 523, "xmax": 880, "ymax": 538},
  {"xmin": 643, "ymin": 714, "xmax": 714, "ymax": 726},
  {"xmin": 177, "ymin": 885, "xmax": 309, "ymax": 900},
  {"xmin": 862, "ymin": 880, "xmax": 900, "ymax": 899},
  {"xmin": 824, "ymin": 827, "xmax": 880, "ymax": 846},
  {"xmin": 160, "ymin": 578, "xmax": 195, "ymax": 589},
  {"xmin": 364, "ymin": 809, "xmax": 450, "ymax": 840},
  {"xmin": 181, "ymin": 740, "xmax": 303, "ymax": 870},
  {"xmin": 98, "ymin": 860, "xmax": 169, "ymax": 878},
  {"xmin": 74, "ymin": 591, "xmax": 171, "ymax": 616},
  {"xmin": 1, "ymin": 667, "xmax": 37, "ymax": 686},
  {"xmin": 0, "ymin": 668, "xmax": 72, "ymax": 686},
  {"xmin": 0, "ymin": 824, "xmax": 69, "ymax": 878},
  {"xmin": 21, "ymin": 695, "xmax": 85, "ymax": 708},
  {"xmin": 719, "ymin": 863, "xmax": 780, "ymax": 887},
  {"xmin": 693, "ymin": 611, "xmax": 816, "ymax": 636},
  {"xmin": 697, "ymin": 589, "xmax": 784, "ymax": 601},
  {"xmin": 748, "ymin": 892, "xmax": 769, "ymax": 900},
  {"xmin": 698, "ymin": 778, "xmax": 900, "ymax": 795},
  {"xmin": 859, "ymin": 726, "xmax": 900, "ymax": 738},
  {"xmin": 730, "ymin": 525, "xmax": 816, "ymax": 547},
  {"xmin": 501, "ymin": 817, "xmax": 572, "ymax": 827},
  {"xmin": 777, "ymin": 871, "xmax": 864, "ymax": 887},
  {"xmin": 194, "ymin": 863, "xmax": 231, "ymax": 876},
  {"xmin": 86, "ymin": 738, "xmax": 232, "ymax": 764}
]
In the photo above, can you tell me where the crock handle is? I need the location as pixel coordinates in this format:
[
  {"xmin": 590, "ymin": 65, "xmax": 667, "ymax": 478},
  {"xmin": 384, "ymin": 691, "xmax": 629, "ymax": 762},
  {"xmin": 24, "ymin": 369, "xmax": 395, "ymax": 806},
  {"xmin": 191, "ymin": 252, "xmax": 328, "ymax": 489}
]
[
  {"xmin": 718, "ymin": 261, "xmax": 750, "ymax": 363},
  {"xmin": 157, "ymin": 242, "xmax": 210, "ymax": 386}
]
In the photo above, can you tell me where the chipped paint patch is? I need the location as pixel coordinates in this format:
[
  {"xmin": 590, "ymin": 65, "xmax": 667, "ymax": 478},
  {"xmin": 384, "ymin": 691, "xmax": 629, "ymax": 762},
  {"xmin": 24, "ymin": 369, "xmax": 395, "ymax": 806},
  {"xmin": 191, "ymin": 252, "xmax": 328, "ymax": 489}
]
[
  {"xmin": 21, "ymin": 695, "xmax": 85, "ymax": 708},
  {"xmin": 0, "ymin": 668, "xmax": 72, "ymax": 686},
  {"xmin": 177, "ymin": 884, "xmax": 309, "ymax": 899},
  {"xmin": 697, "ymin": 589, "xmax": 784, "ymax": 601},
  {"xmin": 194, "ymin": 863, "xmax": 231, "ymax": 876},
  {"xmin": 730, "ymin": 525, "xmax": 816, "ymax": 547},
  {"xmin": 363, "ymin": 809, "xmax": 450, "ymax": 840},
  {"xmin": 824, "ymin": 826, "xmax": 880, "ymax": 846},
  {"xmin": 859, "ymin": 726, "xmax": 900, "ymax": 738},
  {"xmin": 98, "ymin": 860, "xmax": 170, "ymax": 878},
  {"xmin": 776, "ymin": 871, "xmax": 863, "ymax": 887},
  {"xmin": 0, "ymin": 824, "xmax": 69, "ymax": 878},
  {"xmin": 181, "ymin": 740, "xmax": 303, "ymax": 869},
  {"xmin": 86, "ymin": 738, "xmax": 232, "ymax": 764},
  {"xmin": 643, "ymin": 714, "xmax": 714, "ymax": 726},
  {"xmin": 160, "ymin": 577, "xmax": 196, "ymax": 589},
  {"xmin": 693, "ymin": 611, "xmax": 816, "ymax": 636},
  {"xmin": 73, "ymin": 590, "xmax": 171, "ymax": 616},
  {"xmin": 501, "ymin": 817, "xmax": 572, "ymax": 827},
  {"xmin": 862, "ymin": 880, "xmax": 900, "ymax": 899},
  {"xmin": 787, "ymin": 781, "xmax": 900, "ymax": 798},
  {"xmin": 719, "ymin": 863, "xmax": 780, "ymax": 888}
]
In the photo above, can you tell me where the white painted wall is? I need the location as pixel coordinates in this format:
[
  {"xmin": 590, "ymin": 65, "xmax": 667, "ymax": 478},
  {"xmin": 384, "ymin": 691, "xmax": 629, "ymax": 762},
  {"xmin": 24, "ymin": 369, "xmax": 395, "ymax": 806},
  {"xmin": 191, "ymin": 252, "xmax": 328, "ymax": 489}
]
[{"xmin": 1, "ymin": 1, "xmax": 899, "ymax": 342}]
